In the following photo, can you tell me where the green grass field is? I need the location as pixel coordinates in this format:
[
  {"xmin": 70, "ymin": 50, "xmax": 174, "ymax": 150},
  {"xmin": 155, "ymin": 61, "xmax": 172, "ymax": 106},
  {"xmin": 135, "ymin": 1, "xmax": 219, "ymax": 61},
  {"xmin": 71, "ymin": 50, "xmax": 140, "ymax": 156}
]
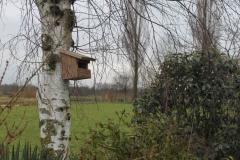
[{"xmin": 0, "ymin": 102, "xmax": 133, "ymax": 154}]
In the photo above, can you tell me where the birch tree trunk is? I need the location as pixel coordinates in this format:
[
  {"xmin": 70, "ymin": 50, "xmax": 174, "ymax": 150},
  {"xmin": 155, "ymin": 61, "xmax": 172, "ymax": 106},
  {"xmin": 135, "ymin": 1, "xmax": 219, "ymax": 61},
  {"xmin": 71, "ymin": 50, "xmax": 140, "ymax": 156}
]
[{"xmin": 35, "ymin": 0, "xmax": 74, "ymax": 158}]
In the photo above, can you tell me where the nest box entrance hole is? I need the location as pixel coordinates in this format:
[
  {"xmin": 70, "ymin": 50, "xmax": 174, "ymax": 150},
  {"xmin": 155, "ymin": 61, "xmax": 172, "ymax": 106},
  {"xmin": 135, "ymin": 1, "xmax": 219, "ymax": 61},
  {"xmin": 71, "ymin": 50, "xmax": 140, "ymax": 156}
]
[{"xmin": 78, "ymin": 60, "xmax": 89, "ymax": 69}]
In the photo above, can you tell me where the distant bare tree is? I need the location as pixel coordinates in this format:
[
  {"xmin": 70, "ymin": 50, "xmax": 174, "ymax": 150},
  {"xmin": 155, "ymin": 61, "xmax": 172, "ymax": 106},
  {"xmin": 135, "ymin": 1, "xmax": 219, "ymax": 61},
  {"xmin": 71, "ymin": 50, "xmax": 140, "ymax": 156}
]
[
  {"xmin": 113, "ymin": 73, "xmax": 132, "ymax": 102},
  {"xmin": 188, "ymin": 0, "xmax": 221, "ymax": 50},
  {"xmin": 123, "ymin": 0, "xmax": 149, "ymax": 100}
]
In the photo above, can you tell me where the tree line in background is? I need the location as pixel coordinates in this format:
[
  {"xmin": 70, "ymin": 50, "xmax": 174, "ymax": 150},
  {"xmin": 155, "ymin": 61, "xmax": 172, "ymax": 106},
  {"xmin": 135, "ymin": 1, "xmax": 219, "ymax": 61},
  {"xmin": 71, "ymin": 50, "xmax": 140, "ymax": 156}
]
[
  {"xmin": 0, "ymin": 73, "xmax": 134, "ymax": 102},
  {"xmin": 0, "ymin": 84, "xmax": 37, "ymax": 98}
]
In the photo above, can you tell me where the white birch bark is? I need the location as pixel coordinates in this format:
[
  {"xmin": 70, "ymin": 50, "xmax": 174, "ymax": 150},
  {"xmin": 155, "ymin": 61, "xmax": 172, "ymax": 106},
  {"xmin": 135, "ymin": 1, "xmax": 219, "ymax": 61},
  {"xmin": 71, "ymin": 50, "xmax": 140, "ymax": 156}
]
[{"xmin": 34, "ymin": 0, "xmax": 74, "ymax": 158}]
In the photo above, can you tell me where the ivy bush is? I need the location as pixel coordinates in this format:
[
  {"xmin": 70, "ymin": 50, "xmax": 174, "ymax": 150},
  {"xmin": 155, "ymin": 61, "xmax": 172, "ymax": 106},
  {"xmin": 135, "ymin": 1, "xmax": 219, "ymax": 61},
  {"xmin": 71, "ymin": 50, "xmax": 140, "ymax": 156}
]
[{"xmin": 133, "ymin": 47, "xmax": 240, "ymax": 159}]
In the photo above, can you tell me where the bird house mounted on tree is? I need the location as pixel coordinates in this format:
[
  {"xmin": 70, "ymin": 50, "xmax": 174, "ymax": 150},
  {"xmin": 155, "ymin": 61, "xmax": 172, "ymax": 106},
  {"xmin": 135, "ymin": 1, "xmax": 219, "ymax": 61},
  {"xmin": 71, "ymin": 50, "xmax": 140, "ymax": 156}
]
[{"xmin": 60, "ymin": 49, "xmax": 95, "ymax": 80}]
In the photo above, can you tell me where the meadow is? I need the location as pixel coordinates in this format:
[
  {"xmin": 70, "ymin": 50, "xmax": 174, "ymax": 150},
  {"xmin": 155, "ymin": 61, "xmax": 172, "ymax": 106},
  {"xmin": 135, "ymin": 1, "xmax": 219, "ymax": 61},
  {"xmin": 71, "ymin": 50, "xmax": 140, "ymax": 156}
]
[{"xmin": 0, "ymin": 98, "xmax": 133, "ymax": 154}]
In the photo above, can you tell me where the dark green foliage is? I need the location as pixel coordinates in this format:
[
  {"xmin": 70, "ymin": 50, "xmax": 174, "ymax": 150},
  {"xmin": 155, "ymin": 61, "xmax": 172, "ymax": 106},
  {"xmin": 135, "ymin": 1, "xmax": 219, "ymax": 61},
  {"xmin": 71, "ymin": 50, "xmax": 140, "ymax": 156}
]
[{"xmin": 133, "ymin": 47, "xmax": 240, "ymax": 159}]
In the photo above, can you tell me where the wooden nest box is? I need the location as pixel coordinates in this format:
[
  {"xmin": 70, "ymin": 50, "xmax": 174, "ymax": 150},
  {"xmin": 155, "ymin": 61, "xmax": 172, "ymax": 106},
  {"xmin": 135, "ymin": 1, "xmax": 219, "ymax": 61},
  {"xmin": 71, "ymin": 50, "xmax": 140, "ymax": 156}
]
[{"xmin": 60, "ymin": 49, "xmax": 95, "ymax": 80}]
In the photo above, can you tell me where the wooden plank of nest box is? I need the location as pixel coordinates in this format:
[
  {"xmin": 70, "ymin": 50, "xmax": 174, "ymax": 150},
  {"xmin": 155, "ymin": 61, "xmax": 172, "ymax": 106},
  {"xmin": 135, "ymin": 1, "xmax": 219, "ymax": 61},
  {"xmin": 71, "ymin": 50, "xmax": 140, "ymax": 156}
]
[{"xmin": 60, "ymin": 49, "xmax": 96, "ymax": 61}]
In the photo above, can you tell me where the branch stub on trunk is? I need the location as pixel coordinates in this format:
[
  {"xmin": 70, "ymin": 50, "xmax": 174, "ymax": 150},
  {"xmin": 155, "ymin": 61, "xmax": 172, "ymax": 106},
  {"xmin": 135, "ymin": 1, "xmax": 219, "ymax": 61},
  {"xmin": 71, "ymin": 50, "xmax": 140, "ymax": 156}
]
[
  {"xmin": 50, "ymin": 0, "xmax": 60, "ymax": 4},
  {"xmin": 64, "ymin": 9, "xmax": 76, "ymax": 32},
  {"xmin": 41, "ymin": 34, "xmax": 54, "ymax": 51},
  {"xmin": 47, "ymin": 54, "xmax": 60, "ymax": 70},
  {"xmin": 50, "ymin": 5, "xmax": 63, "ymax": 17}
]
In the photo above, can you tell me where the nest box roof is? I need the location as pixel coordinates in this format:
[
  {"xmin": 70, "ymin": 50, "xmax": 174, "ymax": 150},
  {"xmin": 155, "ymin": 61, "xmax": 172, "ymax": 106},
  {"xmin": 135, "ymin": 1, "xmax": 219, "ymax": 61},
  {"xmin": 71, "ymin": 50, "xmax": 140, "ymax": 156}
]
[{"xmin": 60, "ymin": 49, "xmax": 96, "ymax": 61}]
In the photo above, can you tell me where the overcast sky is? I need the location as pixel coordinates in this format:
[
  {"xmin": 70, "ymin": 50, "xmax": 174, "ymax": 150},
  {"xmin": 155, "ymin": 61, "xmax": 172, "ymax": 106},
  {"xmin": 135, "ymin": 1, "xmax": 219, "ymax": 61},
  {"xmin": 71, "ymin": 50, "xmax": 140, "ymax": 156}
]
[
  {"xmin": 1, "ymin": 1, "xmax": 237, "ymax": 87},
  {"xmin": 0, "ymin": 1, "xmax": 143, "ymax": 87},
  {"xmin": 0, "ymin": 2, "xmax": 24, "ymax": 85},
  {"xmin": 0, "ymin": 1, "xmax": 207, "ymax": 86},
  {"xmin": 0, "ymin": 2, "xmax": 111, "ymax": 86}
]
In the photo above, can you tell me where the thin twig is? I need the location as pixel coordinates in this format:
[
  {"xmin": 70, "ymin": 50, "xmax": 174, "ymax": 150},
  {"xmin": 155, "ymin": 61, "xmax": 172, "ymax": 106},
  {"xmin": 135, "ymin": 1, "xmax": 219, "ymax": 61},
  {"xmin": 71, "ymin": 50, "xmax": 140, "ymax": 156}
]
[{"xmin": 0, "ymin": 61, "xmax": 9, "ymax": 85}]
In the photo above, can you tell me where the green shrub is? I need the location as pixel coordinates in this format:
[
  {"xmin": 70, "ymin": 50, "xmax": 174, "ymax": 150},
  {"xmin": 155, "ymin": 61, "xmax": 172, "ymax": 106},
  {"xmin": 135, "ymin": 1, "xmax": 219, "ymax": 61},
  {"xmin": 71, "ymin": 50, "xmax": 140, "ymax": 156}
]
[
  {"xmin": 133, "ymin": 47, "xmax": 240, "ymax": 159},
  {"xmin": 79, "ymin": 111, "xmax": 196, "ymax": 159}
]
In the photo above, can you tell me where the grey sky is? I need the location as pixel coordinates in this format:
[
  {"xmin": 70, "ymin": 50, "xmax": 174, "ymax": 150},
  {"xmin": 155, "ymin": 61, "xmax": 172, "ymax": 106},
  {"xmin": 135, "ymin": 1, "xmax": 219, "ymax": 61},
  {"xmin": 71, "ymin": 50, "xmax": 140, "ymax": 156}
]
[
  {"xmin": 0, "ymin": 1, "xmax": 133, "ymax": 86},
  {"xmin": 0, "ymin": 2, "xmax": 23, "ymax": 84},
  {"xmin": 1, "ymin": 0, "xmax": 239, "ymax": 86}
]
